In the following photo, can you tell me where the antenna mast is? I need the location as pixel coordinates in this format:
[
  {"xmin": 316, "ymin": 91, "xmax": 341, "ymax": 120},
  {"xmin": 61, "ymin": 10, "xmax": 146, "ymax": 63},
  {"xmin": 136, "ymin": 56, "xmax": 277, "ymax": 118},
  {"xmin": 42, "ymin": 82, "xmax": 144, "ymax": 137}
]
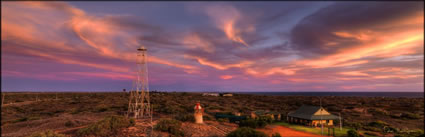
[{"xmin": 128, "ymin": 46, "xmax": 152, "ymax": 121}]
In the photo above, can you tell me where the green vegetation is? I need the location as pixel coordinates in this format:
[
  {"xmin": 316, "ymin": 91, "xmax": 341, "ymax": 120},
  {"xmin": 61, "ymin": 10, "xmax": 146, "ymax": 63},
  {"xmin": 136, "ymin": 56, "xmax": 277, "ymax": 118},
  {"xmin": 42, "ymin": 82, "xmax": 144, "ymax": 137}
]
[
  {"xmin": 274, "ymin": 122, "xmax": 351, "ymax": 137},
  {"xmin": 154, "ymin": 118, "xmax": 184, "ymax": 137},
  {"xmin": 401, "ymin": 112, "xmax": 421, "ymax": 119},
  {"xmin": 174, "ymin": 113, "xmax": 195, "ymax": 122},
  {"xmin": 394, "ymin": 129, "xmax": 424, "ymax": 137},
  {"xmin": 29, "ymin": 130, "xmax": 68, "ymax": 137},
  {"xmin": 347, "ymin": 129, "xmax": 360, "ymax": 137},
  {"xmin": 64, "ymin": 120, "xmax": 76, "ymax": 127},
  {"xmin": 226, "ymin": 127, "xmax": 267, "ymax": 137},
  {"xmin": 77, "ymin": 115, "xmax": 134, "ymax": 137},
  {"xmin": 271, "ymin": 132, "xmax": 282, "ymax": 137},
  {"xmin": 239, "ymin": 118, "xmax": 268, "ymax": 128},
  {"xmin": 368, "ymin": 120, "xmax": 388, "ymax": 127}
]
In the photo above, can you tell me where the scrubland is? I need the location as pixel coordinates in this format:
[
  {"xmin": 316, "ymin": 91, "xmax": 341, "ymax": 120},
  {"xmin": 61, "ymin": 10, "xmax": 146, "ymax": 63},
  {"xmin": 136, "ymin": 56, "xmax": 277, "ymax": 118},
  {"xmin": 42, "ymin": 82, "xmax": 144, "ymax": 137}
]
[{"xmin": 1, "ymin": 92, "xmax": 423, "ymax": 137}]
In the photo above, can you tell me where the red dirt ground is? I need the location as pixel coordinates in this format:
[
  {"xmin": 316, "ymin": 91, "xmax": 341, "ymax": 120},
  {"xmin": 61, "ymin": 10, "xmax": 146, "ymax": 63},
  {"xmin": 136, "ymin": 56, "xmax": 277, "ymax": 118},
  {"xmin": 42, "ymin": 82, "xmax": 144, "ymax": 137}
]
[{"xmin": 257, "ymin": 125, "xmax": 329, "ymax": 137}]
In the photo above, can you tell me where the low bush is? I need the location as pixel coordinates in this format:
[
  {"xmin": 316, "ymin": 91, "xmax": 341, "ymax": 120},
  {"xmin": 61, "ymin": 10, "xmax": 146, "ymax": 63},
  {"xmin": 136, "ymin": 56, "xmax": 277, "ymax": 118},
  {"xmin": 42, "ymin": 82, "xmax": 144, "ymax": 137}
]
[
  {"xmin": 239, "ymin": 119, "xmax": 257, "ymax": 128},
  {"xmin": 395, "ymin": 129, "xmax": 424, "ymax": 137},
  {"xmin": 226, "ymin": 127, "xmax": 267, "ymax": 137},
  {"xmin": 174, "ymin": 113, "xmax": 195, "ymax": 122},
  {"xmin": 30, "ymin": 130, "xmax": 68, "ymax": 137},
  {"xmin": 363, "ymin": 126, "xmax": 382, "ymax": 132},
  {"xmin": 368, "ymin": 120, "xmax": 388, "ymax": 127},
  {"xmin": 203, "ymin": 115, "xmax": 214, "ymax": 121},
  {"xmin": 13, "ymin": 117, "xmax": 28, "ymax": 123},
  {"xmin": 217, "ymin": 118, "xmax": 230, "ymax": 123},
  {"xmin": 400, "ymin": 112, "xmax": 421, "ymax": 119},
  {"xmin": 64, "ymin": 120, "xmax": 76, "ymax": 127},
  {"xmin": 364, "ymin": 131, "xmax": 380, "ymax": 136},
  {"xmin": 368, "ymin": 108, "xmax": 389, "ymax": 116},
  {"xmin": 154, "ymin": 118, "xmax": 184, "ymax": 137},
  {"xmin": 347, "ymin": 129, "xmax": 360, "ymax": 137},
  {"xmin": 239, "ymin": 117, "xmax": 270, "ymax": 128},
  {"xmin": 272, "ymin": 132, "xmax": 282, "ymax": 137},
  {"xmin": 77, "ymin": 115, "xmax": 134, "ymax": 137}
]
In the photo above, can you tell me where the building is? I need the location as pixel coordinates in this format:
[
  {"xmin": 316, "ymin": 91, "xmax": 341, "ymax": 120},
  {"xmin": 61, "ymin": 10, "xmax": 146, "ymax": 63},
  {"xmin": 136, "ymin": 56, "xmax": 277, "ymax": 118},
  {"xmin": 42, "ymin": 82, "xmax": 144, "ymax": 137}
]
[
  {"xmin": 287, "ymin": 105, "xmax": 340, "ymax": 127},
  {"xmin": 220, "ymin": 93, "xmax": 233, "ymax": 96},
  {"xmin": 202, "ymin": 93, "xmax": 219, "ymax": 96}
]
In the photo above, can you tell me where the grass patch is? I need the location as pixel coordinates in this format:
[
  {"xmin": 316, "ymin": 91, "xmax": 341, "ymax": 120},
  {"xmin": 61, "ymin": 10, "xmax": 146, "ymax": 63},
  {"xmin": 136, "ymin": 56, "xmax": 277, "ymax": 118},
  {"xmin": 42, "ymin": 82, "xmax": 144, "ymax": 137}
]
[
  {"xmin": 77, "ymin": 115, "xmax": 134, "ymax": 137},
  {"xmin": 154, "ymin": 118, "xmax": 184, "ymax": 137},
  {"xmin": 274, "ymin": 122, "xmax": 351, "ymax": 137}
]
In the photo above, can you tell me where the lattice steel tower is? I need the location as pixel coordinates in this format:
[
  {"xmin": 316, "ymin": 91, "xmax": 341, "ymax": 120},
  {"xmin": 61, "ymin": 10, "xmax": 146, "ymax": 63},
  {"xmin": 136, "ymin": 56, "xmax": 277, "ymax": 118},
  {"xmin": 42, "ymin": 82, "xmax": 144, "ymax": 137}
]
[{"xmin": 128, "ymin": 46, "xmax": 151, "ymax": 119}]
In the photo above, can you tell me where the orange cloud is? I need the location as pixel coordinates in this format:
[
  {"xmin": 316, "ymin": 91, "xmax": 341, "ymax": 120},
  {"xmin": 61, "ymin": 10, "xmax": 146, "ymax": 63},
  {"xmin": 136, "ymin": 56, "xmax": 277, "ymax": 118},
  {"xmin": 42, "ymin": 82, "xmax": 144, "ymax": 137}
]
[
  {"xmin": 339, "ymin": 71, "xmax": 370, "ymax": 76},
  {"xmin": 24, "ymin": 49, "xmax": 129, "ymax": 73},
  {"xmin": 185, "ymin": 55, "xmax": 252, "ymax": 70},
  {"xmin": 205, "ymin": 5, "xmax": 249, "ymax": 47},
  {"xmin": 183, "ymin": 33, "xmax": 215, "ymax": 53},
  {"xmin": 220, "ymin": 75, "xmax": 233, "ymax": 80},
  {"xmin": 244, "ymin": 67, "xmax": 297, "ymax": 77},
  {"xmin": 297, "ymin": 25, "xmax": 423, "ymax": 68},
  {"xmin": 64, "ymin": 72, "xmax": 134, "ymax": 80}
]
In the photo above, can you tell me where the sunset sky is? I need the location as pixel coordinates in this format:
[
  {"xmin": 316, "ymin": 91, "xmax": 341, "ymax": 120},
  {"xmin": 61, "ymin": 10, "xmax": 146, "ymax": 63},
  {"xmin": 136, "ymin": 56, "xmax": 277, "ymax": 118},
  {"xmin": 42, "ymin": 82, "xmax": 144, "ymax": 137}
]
[{"xmin": 2, "ymin": 2, "xmax": 424, "ymax": 92}]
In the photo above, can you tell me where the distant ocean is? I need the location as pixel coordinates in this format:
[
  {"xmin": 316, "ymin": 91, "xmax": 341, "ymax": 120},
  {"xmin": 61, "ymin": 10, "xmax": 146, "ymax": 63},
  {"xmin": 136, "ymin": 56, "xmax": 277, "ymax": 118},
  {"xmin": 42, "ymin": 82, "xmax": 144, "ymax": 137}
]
[{"xmin": 233, "ymin": 92, "xmax": 424, "ymax": 98}]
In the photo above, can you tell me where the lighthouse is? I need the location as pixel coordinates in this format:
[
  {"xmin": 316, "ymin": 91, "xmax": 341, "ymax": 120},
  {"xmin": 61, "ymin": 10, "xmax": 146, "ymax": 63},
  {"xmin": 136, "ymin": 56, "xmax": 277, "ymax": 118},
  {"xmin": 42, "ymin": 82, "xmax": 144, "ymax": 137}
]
[{"xmin": 194, "ymin": 101, "xmax": 204, "ymax": 124}]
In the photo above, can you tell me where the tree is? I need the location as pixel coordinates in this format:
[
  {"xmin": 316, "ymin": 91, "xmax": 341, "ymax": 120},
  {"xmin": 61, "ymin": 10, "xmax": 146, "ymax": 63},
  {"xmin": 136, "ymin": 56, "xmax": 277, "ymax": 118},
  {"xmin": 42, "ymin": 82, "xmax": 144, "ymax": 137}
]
[{"xmin": 227, "ymin": 127, "xmax": 267, "ymax": 137}]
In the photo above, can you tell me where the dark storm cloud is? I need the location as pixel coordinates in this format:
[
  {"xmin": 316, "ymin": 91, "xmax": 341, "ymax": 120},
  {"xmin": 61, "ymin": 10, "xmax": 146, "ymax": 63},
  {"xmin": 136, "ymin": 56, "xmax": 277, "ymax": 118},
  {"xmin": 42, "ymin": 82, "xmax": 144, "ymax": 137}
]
[{"xmin": 291, "ymin": 1, "xmax": 424, "ymax": 57}]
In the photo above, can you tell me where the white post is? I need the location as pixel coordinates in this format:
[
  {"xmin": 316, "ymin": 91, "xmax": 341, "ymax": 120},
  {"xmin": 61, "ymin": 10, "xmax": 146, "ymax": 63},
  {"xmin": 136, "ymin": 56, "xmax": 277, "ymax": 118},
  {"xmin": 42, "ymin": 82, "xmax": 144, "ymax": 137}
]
[
  {"xmin": 339, "ymin": 112, "xmax": 342, "ymax": 131},
  {"xmin": 320, "ymin": 97, "xmax": 323, "ymax": 135}
]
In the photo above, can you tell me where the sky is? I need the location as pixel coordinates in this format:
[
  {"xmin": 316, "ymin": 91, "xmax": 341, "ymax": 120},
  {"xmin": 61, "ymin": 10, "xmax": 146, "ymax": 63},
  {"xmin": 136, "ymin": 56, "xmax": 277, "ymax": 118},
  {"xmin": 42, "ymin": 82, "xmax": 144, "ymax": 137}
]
[{"xmin": 1, "ymin": 1, "xmax": 424, "ymax": 92}]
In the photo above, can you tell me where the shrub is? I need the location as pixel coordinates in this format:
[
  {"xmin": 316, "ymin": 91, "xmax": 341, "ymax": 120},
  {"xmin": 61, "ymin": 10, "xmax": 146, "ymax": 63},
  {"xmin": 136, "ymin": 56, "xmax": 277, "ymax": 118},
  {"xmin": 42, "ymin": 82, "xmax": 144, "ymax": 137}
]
[
  {"xmin": 64, "ymin": 120, "xmax": 76, "ymax": 127},
  {"xmin": 384, "ymin": 126, "xmax": 398, "ymax": 133},
  {"xmin": 368, "ymin": 108, "xmax": 389, "ymax": 116},
  {"xmin": 13, "ymin": 117, "xmax": 28, "ymax": 123},
  {"xmin": 272, "ymin": 132, "xmax": 282, "ymax": 137},
  {"xmin": 396, "ymin": 129, "xmax": 424, "ymax": 137},
  {"xmin": 203, "ymin": 115, "xmax": 214, "ymax": 121},
  {"xmin": 368, "ymin": 120, "xmax": 388, "ymax": 127},
  {"xmin": 239, "ymin": 119, "xmax": 258, "ymax": 128},
  {"xmin": 226, "ymin": 127, "xmax": 267, "ymax": 137},
  {"xmin": 175, "ymin": 113, "xmax": 195, "ymax": 122},
  {"xmin": 217, "ymin": 118, "xmax": 230, "ymax": 123},
  {"xmin": 363, "ymin": 126, "xmax": 382, "ymax": 132},
  {"xmin": 154, "ymin": 118, "xmax": 184, "ymax": 137},
  {"xmin": 96, "ymin": 107, "xmax": 108, "ymax": 112},
  {"xmin": 129, "ymin": 118, "xmax": 135, "ymax": 126},
  {"xmin": 77, "ymin": 115, "xmax": 133, "ymax": 137},
  {"xmin": 30, "ymin": 130, "xmax": 68, "ymax": 137},
  {"xmin": 239, "ymin": 118, "xmax": 270, "ymax": 128},
  {"xmin": 401, "ymin": 112, "xmax": 421, "ymax": 119},
  {"xmin": 258, "ymin": 116, "xmax": 273, "ymax": 124},
  {"xmin": 347, "ymin": 129, "xmax": 360, "ymax": 137},
  {"xmin": 364, "ymin": 131, "xmax": 380, "ymax": 136}
]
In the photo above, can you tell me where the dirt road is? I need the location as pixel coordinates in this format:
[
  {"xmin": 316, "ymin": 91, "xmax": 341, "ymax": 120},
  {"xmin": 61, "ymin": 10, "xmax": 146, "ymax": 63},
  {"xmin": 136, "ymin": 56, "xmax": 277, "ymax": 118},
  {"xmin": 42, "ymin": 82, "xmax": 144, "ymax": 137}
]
[{"xmin": 257, "ymin": 125, "xmax": 329, "ymax": 137}]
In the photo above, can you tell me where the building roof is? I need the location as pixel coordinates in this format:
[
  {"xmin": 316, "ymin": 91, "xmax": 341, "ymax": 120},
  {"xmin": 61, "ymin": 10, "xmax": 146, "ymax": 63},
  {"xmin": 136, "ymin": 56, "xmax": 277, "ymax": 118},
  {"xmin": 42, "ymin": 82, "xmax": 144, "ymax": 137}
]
[{"xmin": 288, "ymin": 105, "xmax": 340, "ymax": 120}]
